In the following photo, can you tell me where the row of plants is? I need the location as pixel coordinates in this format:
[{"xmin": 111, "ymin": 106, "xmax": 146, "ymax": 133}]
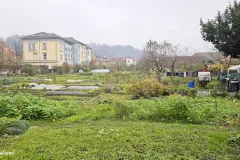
[
  {"xmin": 92, "ymin": 94, "xmax": 240, "ymax": 125},
  {"xmin": 1, "ymin": 92, "xmax": 239, "ymax": 126},
  {"xmin": 0, "ymin": 94, "xmax": 77, "ymax": 120}
]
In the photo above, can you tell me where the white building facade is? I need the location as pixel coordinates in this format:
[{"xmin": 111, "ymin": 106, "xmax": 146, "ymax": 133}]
[
  {"xmin": 64, "ymin": 42, "xmax": 74, "ymax": 65},
  {"xmin": 126, "ymin": 57, "xmax": 135, "ymax": 66}
]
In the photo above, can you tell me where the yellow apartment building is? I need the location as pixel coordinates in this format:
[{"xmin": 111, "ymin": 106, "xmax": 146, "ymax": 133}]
[
  {"xmin": 22, "ymin": 32, "xmax": 92, "ymax": 68},
  {"xmin": 22, "ymin": 32, "xmax": 66, "ymax": 69}
]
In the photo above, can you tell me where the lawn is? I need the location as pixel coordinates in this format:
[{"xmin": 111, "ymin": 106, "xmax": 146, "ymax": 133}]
[{"xmin": 1, "ymin": 120, "xmax": 238, "ymax": 160}]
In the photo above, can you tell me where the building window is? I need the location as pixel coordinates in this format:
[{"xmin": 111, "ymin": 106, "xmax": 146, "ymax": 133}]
[
  {"xmin": 42, "ymin": 43, "xmax": 47, "ymax": 50},
  {"xmin": 65, "ymin": 58, "xmax": 67, "ymax": 62},
  {"xmin": 28, "ymin": 43, "xmax": 35, "ymax": 51},
  {"xmin": 60, "ymin": 55, "xmax": 62, "ymax": 61},
  {"xmin": 71, "ymin": 55, "xmax": 72, "ymax": 57},
  {"xmin": 43, "ymin": 53, "xmax": 47, "ymax": 60},
  {"xmin": 68, "ymin": 54, "xmax": 70, "ymax": 57}
]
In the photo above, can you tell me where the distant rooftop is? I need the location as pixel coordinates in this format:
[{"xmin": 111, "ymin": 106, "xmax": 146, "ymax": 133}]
[
  {"xmin": 192, "ymin": 52, "xmax": 224, "ymax": 60},
  {"xmin": 21, "ymin": 32, "xmax": 65, "ymax": 40},
  {"xmin": 64, "ymin": 37, "xmax": 87, "ymax": 46}
]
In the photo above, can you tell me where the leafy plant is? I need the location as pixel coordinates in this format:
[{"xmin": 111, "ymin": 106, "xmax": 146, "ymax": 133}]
[
  {"xmin": 127, "ymin": 78, "xmax": 166, "ymax": 98},
  {"xmin": 0, "ymin": 118, "xmax": 30, "ymax": 136},
  {"xmin": 228, "ymin": 132, "xmax": 240, "ymax": 154}
]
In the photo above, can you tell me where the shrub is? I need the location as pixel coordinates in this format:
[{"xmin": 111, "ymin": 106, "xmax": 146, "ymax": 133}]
[
  {"xmin": 0, "ymin": 94, "xmax": 74, "ymax": 120},
  {"xmin": 39, "ymin": 65, "xmax": 50, "ymax": 74},
  {"xmin": 127, "ymin": 78, "xmax": 166, "ymax": 98},
  {"xmin": 168, "ymin": 97, "xmax": 189, "ymax": 121},
  {"xmin": 62, "ymin": 63, "xmax": 70, "ymax": 74},
  {"xmin": 21, "ymin": 64, "xmax": 39, "ymax": 76},
  {"xmin": 71, "ymin": 65, "xmax": 83, "ymax": 73},
  {"xmin": 152, "ymin": 97, "xmax": 191, "ymax": 122},
  {"xmin": 52, "ymin": 65, "xmax": 62, "ymax": 74},
  {"xmin": 206, "ymin": 81, "xmax": 221, "ymax": 89},
  {"xmin": 228, "ymin": 132, "xmax": 240, "ymax": 154},
  {"xmin": 83, "ymin": 68, "xmax": 91, "ymax": 72},
  {"xmin": 0, "ymin": 118, "xmax": 30, "ymax": 136},
  {"xmin": 103, "ymin": 85, "xmax": 115, "ymax": 94},
  {"xmin": 125, "ymin": 96, "xmax": 239, "ymax": 124},
  {"xmin": 112, "ymin": 97, "xmax": 131, "ymax": 119},
  {"xmin": 95, "ymin": 94, "xmax": 131, "ymax": 119}
]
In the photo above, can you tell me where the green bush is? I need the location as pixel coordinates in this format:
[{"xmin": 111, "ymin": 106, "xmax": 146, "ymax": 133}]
[
  {"xmin": 83, "ymin": 68, "xmax": 91, "ymax": 72},
  {"xmin": 0, "ymin": 94, "xmax": 74, "ymax": 120},
  {"xmin": 168, "ymin": 97, "xmax": 189, "ymax": 121},
  {"xmin": 113, "ymin": 97, "xmax": 131, "ymax": 119},
  {"xmin": 0, "ymin": 118, "xmax": 30, "ymax": 136},
  {"xmin": 122, "ymin": 96, "xmax": 239, "ymax": 124},
  {"xmin": 206, "ymin": 80, "xmax": 221, "ymax": 89},
  {"xmin": 103, "ymin": 85, "xmax": 115, "ymax": 94},
  {"xmin": 93, "ymin": 94, "xmax": 238, "ymax": 124},
  {"xmin": 127, "ymin": 78, "xmax": 166, "ymax": 98},
  {"xmin": 228, "ymin": 132, "xmax": 240, "ymax": 154},
  {"xmin": 21, "ymin": 64, "xmax": 39, "ymax": 76},
  {"xmin": 52, "ymin": 65, "xmax": 62, "ymax": 74}
]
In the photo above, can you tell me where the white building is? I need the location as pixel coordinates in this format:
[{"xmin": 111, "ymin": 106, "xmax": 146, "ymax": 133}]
[
  {"xmin": 125, "ymin": 57, "xmax": 136, "ymax": 66},
  {"xmin": 86, "ymin": 46, "xmax": 93, "ymax": 64},
  {"xmin": 64, "ymin": 42, "xmax": 74, "ymax": 65},
  {"xmin": 64, "ymin": 37, "xmax": 90, "ymax": 65}
]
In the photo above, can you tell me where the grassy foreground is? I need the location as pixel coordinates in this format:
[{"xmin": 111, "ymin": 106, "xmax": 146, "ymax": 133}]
[{"xmin": 0, "ymin": 120, "xmax": 238, "ymax": 160}]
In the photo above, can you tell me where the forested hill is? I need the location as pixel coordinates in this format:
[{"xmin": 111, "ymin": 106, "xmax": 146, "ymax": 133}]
[{"xmin": 89, "ymin": 43, "xmax": 143, "ymax": 59}]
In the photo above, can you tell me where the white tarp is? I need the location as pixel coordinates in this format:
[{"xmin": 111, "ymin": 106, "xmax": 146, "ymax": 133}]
[
  {"xmin": 198, "ymin": 72, "xmax": 211, "ymax": 81},
  {"xmin": 91, "ymin": 69, "xmax": 110, "ymax": 73},
  {"xmin": 228, "ymin": 65, "xmax": 240, "ymax": 73}
]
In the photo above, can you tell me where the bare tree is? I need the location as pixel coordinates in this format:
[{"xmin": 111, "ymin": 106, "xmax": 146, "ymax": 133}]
[
  {"xmin": 0, "ymin": 44, "xmax": 5, "ymax": 70},
  {"xmin": 0, "ymin": 42, "xmax": 21, "ymax": 73},
  {"xmin": 144, "ymin": 40, "xmax": 179, "ymax": 74},
  {"xmin": 5, "ymin": 35, "xmax": 23, "ymax": 56},
  {"xmin": 180, "ymin": 47, "xmax": 192, "ymax": 72},
  {"xmin": 136, "ymin": 54, "xmax": 152, "ymax": 73},
  {"xmin": 167, "ymin": 43, "xmax": 180, "ymax": 74}
]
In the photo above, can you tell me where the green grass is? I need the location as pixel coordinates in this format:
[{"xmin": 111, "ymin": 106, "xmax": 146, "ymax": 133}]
[
  {"xmin": 0, "ymin": 120, "xmax": 238, "ymax": 160},
  {"xmin": 1, "ymin": 74, "xmax": 240, "ymax": 159}
]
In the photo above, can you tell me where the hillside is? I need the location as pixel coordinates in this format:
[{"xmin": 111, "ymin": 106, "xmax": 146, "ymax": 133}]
[{"xmin": 90, "ymin": 43, "xmax": 143, "ymax": 59}]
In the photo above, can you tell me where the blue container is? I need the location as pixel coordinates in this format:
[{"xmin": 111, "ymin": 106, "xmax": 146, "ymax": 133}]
[{"xmin": 188, "ymin": 81, "xmax": 195, "ymax": 88}]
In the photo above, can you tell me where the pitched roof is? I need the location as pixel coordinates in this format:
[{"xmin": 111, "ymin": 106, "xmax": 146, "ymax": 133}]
[
  {"xmin": 64, "ymin": 37, "xmax": 87, "ymax": 46},
  {"xmin": 21, "ymin": 32, "xmax": 65, "ymax": 41},
  {"xmin": 192, "ymin": 52, "xmax": 224, "ymax": 60},
  {"xmin": 86, "ymin": 46, "xmax": 92, "ymax": 49}
]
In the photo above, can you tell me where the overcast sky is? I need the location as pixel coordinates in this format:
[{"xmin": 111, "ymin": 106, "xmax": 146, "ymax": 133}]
[{"xmin": 0, "ymin": 0, "xmax": 233, "ymax": 53}]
